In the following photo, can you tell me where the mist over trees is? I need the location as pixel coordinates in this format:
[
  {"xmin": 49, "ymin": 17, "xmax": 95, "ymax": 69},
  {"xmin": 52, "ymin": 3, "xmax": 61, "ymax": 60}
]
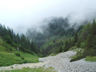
[
  {"xmin": 0, "ymin": 24, "xmax": 37, "ymax": 53},
  {"xmin": 0, "ymin": 15, "xmax": 95, "ymax": 59},
  {"xmin": 27, "ymin": 17, "xmax": 76, "ymax": 48},
  {"xmin": 26, "ymin": 16, "xmax": 96, "ymax": 59},
  {"xmin": 26, "ymin": 17, "xmax": 80, "ymax": 56}
]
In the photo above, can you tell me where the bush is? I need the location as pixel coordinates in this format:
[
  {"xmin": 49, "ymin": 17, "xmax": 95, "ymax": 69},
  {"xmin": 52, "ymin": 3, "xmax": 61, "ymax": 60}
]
[
  {"xmin": 15, "ymin": 52, "xmax": 21, "ymax": 57},
  {"xmin": 70, "ymin": 49, "xmax": 84, "ymax": 62},
  {"xmin": 80, "ymin": 42, "xmax": 86, "ymax": 48}
]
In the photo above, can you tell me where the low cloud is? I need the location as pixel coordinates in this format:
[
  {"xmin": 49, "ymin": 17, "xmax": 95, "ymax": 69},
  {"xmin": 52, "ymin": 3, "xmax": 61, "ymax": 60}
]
[{"xmin": 0, "ymin": 0, "xmax": 96, "ymax": 33}]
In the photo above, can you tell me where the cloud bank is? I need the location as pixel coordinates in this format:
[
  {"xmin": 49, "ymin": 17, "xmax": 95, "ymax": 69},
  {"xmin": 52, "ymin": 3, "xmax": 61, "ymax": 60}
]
[{"xmin": 0, "ymin": 0, "xmax": 96, "ymax": 33}]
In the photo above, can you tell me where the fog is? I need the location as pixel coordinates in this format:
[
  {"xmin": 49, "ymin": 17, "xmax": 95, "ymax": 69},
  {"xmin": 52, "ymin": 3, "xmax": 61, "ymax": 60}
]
[{"xmin": 0, "ymin": 0, "xmax": 96, "ymax": 33}]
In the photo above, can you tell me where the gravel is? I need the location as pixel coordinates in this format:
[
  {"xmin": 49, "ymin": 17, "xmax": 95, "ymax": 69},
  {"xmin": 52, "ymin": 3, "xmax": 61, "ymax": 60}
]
[{"xmin": 39, "ymin": 51, "xmax": 96, "ymax": 72}]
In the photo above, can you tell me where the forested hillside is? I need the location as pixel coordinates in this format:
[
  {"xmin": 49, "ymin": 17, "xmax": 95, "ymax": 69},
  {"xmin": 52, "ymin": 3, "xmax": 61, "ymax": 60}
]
[
  {"xmin": 0, "ymin": 24, "xmax": 38, "ymax": 66},
  {"xmin": 0, "ymin": 24, "xmax": 38, "ymax": 53},
  {"xmin": 27, "ymin": 17, "xmax": 81, "ymax": 55},
  {"xmin": 27, "ymin": 17, "xmax": 96, "ymax": 61}
]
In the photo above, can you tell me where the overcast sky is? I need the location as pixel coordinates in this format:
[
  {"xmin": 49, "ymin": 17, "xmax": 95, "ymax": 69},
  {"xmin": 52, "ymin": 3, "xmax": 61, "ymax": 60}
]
[{"xmin": 0, "ymin": 0, "xmax": 96, "ymax": 33}]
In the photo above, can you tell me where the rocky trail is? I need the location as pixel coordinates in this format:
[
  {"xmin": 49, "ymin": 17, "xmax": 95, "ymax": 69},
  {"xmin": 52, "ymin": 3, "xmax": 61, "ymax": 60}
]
[{"xmin": 0, "ymin": 51, "xmax": 96, "ymax": 72}]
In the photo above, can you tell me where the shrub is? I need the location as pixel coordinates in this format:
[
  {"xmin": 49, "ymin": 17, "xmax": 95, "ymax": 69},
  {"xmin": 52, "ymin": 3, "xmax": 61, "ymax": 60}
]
[
  {"xmin": 70, "ymin": 49, "xmax": 85, "ymax": 62},
  {"xmin": 15, "ymin": 52, "xmax": 21, "ymax": 57}
]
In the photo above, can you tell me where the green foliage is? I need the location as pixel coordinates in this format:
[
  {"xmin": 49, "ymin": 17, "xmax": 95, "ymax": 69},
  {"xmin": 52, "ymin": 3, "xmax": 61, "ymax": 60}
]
[
  {"xmin": 27, "ymin": 17, "xmax": 75, "ymax": 49},
  {"xmin": 18, "ymin": 52, "xmax": 39, "ymax": 63},
  {"xmin": 41, "ymin": 36, "xmax": 75, "ymax": 56},
  {"xmin": 0, "ymin": 24, "xmax": 39, "ymax": 66},
  {"xmin": 76, "ymin": 21, "xmax": 96, "ymax": 57},
  {"xmin": 70, "ymin": 49, "xmax": 84, "ymax": 62},
  {"xmin": 0, "ymin": 38, "xmax": 15, "ymax": 52},
  {"xmin": 1, "ymin": 67, "xmax": 56, "ymax": 72},
  {"xmin": 41, "ymin": 37, "xmax": 64, "ymax": 56},
  {"xmin": 69, "ymin": 46, "xmax": 77, "ymax": 50},
  {"xmin": 1, "ymin": 17, "xmax": 96, "ymax": 63},
  {"xmin": 71, "ymin": 20, "xmax": 96, "ymax": 61},
  {"xmin": 0, "ymin": 24, "xmax": 37, "ymax": 54},
  {"xmin": 86, "ymin": 56, "xmax": 96, "ymax": 62},
  {"xmin": 0, "ymin": 52, "xmax": 39, "ymax": 66},
  {"xmin": 84, "ymin": 21, "xmax": 96, "ymax": 56},
  {"xmin": 26, "ymin": 18, "xmax": 96, "ymax": 59},
  {"xmin": 15, "ymin": 52, "xmax": 21, "ymax": 57},
  {"xmin": 0, "ymin": 52, "xmax": 23, "ymax": 66},
  {"xmin": 80, "ymin": 42, "xmax": 86, "ymax": 48}
]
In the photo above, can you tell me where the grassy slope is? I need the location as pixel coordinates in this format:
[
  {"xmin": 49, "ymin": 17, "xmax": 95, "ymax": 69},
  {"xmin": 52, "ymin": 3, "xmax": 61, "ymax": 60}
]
[
  {"xmin": 70, "ymin": 48, "xmax": 85, "ymax": 62},
  {"xmin": 0, "ymin": 38, "xmax": 38, "ymax": 66},
  {"xmin": 71, "ymin": 54, "xmax": 96, "ymax": 62},
  {"xmin": 70, "ymin": 48, "xmax": 96, "ymax": 62},
  {"xmin": 86, "ymin": 56, "xmax": 96, "ymax": 62},
  {"xmin": 0, "ymin": 52, "xmax": 39, "ymax": 66},
  {"xmin": 0, "ymin": 67, "xmax": 56, "ymax": 72}
]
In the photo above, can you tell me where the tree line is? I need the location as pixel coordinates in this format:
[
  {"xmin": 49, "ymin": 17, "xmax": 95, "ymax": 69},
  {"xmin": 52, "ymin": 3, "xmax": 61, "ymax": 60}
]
[
  {"xmin": 27, "ymin": 17, "xmax": 96, "ymax": 59},
  {"xmin": 0, "ymin": 24, "xmax": 38, "ymax": 53}
]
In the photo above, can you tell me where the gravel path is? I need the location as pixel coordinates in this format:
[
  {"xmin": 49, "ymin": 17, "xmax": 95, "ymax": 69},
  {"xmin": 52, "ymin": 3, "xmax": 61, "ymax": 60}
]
[
  {"xmin": 39, "ymin": 51, "xmax": 96, "ymax": 72},
  {"xmin": 0, "ymin": 51, "xmax": 96, "ymax": 72}
]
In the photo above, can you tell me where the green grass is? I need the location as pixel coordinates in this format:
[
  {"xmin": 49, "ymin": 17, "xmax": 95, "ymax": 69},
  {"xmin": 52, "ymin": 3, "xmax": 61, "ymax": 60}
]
[
  {"xmin": 0, "ymin": 52, "xmax": 39, "ymax": 66},
  {"xmin": 0, "ymin": 52, "xmax": 23, "ymax": 66},
  {"xmin": 0, "ymin": 38, "xmax": 15, "ymax": 52},
  {"xmin": 0, "ymin": 45, "xmax": 7, "ymax": 51},
  {"xmin": 16, "ymin": 52, "xmax": 39, "ymax": 63},
  {"xmin": 50, "ymin": 53, "xmax": 57, "ymax": 56},
  {"xmin": 70, "ymin": 53, "xmax": 84, "ymax": 62},
  {"xmin": 0, "ymin": 38, "xmax": 39, "ymax": 66},
  {"xmin": 0, "ymin": 67, "xmax": 56, "ymax": 72},
  {"xmin": 86, "ymin": 56, "xmax": 96, "ymax": 62}
]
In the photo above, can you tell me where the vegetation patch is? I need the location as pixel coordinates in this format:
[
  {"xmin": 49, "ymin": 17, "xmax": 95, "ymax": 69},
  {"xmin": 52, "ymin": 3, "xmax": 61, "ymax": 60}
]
[
  {"xmin": 0, "ymin": 52, "xmax": 39, "ymax": 66},
  {"xmin": 70, "ymin": 49, "xmax": 84, "ymax": 62},
  {"xmin": 0, "ymin": 52, "xmax": 23, "ymax": 66},
  {"xmin": 17, "ymin": 52, "xmax": 39, "ymax": 63},
  {"xmin": 85, "ymin": 56, "xmax": 96, "ymax": 62},
  {"xmin": 0, "ymin": 67, "xmax": 56, "ymax": 72}
]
